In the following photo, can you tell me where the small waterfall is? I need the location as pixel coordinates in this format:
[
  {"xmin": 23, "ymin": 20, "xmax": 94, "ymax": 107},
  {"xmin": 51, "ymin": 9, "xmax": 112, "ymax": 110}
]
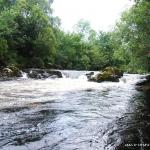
[
  {"xmin": 21, "ymin": 71, "xmax": 28, "ymax": 79},
  {"xmin": 61, "ymin": 70, "xmax": 88, "ymax": 79},
  {"xmin": 120, "ymin": 74, "xmax": 146, "ymax": 84},
  {"xmin": 19, "ymin": 69, "xmax": 145, "ymax": 87},
  {"xmin": 61, "ymin": 71, "xmax": 145, "ymax": 86},
  {"xmin": 61, "ymin": 70, "xmax": 99, "ymax": 79}
]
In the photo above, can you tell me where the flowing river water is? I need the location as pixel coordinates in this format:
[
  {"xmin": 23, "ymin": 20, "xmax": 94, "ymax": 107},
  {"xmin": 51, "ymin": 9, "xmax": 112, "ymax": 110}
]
[{"xmin": 0, "ymin": 71, "xmax": 150, "ymax": 150}]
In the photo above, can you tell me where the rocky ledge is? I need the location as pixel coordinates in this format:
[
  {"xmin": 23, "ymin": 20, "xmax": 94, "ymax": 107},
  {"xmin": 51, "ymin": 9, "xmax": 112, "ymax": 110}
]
[
  {"xmin": 23, "ymin": 68, "xmax": 63, "ymax": 79},
  {"xmin": 0, "ymin": 65, "xmax": 63, "ymax": 80},
  {"xmin": 87, "ymin": 67, "xmax": 123, "ymax": 83},
  {"xmin": 136, "ymin": 75, "xmax": 150, "ymax": 92},
  {"xmin": 0, "ymin": 65, "xmax": 22, "ymax": 81}
]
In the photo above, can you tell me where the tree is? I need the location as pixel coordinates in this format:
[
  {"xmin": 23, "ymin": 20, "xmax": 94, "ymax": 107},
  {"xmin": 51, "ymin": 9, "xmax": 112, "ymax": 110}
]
[
  {"xmin": 0, "ymin": 0, "xmax": 57, "ymax": 68},
  {"xmin": 113, "ymin": 0, "xmax": 150, "ymax": 72},
  {"xmin": 74, "ymin": 19, "xmax": 92, "ymax": 41}
]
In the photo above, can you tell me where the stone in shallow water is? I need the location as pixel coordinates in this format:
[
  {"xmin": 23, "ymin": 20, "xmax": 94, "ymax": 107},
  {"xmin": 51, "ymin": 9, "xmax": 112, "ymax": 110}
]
[
  {"xmin": 0, "ymin": 65, "xmax": 22, "ymax": 80},
  {"xmin": 88, "ymin": 67, "xmax": 123, "ymax": 83},
  {"xmin": 23, "ymin": 69, "xmax": 63, "ymax": 79}
]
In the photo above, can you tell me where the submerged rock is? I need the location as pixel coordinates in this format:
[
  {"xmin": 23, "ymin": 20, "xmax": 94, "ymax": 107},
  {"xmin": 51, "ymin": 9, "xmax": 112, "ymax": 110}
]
[{"xmin": 89, "ymin": 67, "xmax": 123, "ymax": 83}]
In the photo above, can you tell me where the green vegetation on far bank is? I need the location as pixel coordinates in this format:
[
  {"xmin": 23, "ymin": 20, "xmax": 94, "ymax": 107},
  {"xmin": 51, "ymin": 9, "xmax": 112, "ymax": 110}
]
[{"xmin": 0, "ymin": 0, "xmax": 150, "ymax": 73}]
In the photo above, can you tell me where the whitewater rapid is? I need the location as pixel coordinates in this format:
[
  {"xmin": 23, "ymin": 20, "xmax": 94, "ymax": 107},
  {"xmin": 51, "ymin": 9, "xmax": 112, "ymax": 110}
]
[{"xmin": 0, "ymin": 71, "xmax": 147, "ymax": 150}]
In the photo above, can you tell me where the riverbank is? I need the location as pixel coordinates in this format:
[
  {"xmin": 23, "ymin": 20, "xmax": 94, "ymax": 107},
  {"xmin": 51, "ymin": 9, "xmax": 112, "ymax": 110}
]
[{"xmin": 136, "ymin": 75, "xmax": 150, "ymax": 92}]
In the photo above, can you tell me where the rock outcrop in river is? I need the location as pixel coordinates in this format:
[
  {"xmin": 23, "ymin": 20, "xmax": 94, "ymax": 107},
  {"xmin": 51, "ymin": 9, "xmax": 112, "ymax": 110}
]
[
  {"xmin": 0, "ymin": 65, "xmax": 22, "ymax": 80},
  {"xmin": 136, "ymin": 75, "xmax": 150, "ymax": 92},
  {"xmin": 0, "ymin": 65, "xmax": 63, "ymax": 80},
  {"xmin": 23, "ymin": 68, "xmax": 63, "ymax": 79},
  {"xmin": 88, "ymin": 67, "xmax": 123, "ymax": 82}
]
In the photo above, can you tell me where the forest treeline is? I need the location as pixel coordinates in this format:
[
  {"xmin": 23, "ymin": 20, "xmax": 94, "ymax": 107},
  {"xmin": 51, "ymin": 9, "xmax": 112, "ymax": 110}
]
[{"xmin": 0, "ymin": 0, "xmax": 150, "ymax": 72}]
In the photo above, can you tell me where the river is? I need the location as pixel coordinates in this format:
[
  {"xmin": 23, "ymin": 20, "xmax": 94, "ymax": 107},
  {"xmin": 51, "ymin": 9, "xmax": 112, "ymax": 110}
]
[{"xmin": 0, "ymin": 71, "xmax": 149, "ymax": 150}]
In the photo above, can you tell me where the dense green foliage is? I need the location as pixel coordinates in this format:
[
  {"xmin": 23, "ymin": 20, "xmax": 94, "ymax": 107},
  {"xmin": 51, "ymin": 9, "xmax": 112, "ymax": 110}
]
[
  {"xmin": 0, "ymin": 0, "xmax": 149, "ymax": 72},
  {"xmin": 55, "ymin": 25, "xmax": 115, "ymax": 70},
  {"xmin": 112, "ymin": 0, "xmax": 150, "ymax": 73},
  {"xmin": 0, "ymin": 0, "xmax": 57, "ymax": 68}
]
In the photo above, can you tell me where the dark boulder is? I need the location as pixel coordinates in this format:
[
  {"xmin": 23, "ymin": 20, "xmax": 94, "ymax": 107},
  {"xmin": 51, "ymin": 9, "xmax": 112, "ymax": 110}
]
[
  {"xmin": 46, "ymin": 70, "xmax": 63, "ymax": 78},
  {"xmin": 85, "ymin": 72, "xmax": 94, "ymax": 80},
  {"xmin": 136, "ymin": 75, "xmax": 150, "ymax": 92},
  {"xmin": 23, "ymin": 69, "xmax": 63, "ymax": 79},
  {"xmin": 27, "ymin": 70, "xmax": 42, "ymax": 79}
]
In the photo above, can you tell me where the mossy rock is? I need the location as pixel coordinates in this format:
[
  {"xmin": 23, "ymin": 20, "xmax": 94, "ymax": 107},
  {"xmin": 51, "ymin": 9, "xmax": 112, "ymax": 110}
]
[
  {"xmin": 1, "ymin": 68, "xmax": 13, "ymax": 77},
  {"xmin": 89, "ymin": 67, "xmax": 123, "ymax": 83},
  {"xmin": 8, "ymin": 65, "xmax": 22, "ymax": 77},
  {"xmin": 1, "ymin": 65, "xmax": 22, "ymax": 78},
  {"xmin": 96, "ymin": 72, "xmax": 119, "ymax": 82},
  {"xmin": 103, "ymin": 67, "xmax": 123, "ymax": 78}
]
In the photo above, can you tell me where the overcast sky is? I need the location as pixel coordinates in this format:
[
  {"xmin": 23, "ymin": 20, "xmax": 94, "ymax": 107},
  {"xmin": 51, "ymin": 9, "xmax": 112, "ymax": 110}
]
[{"xmin": 52, "ymin": 0, "xmax": 134, "ymax": 32}]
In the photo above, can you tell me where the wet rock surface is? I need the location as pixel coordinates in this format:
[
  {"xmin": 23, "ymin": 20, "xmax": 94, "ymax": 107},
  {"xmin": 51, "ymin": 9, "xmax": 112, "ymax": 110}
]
[
  {"xmin": 88, "ymin": 67, "xmax": 123, "ymax": 83},
  {"xmin": 23, "ymin": 69, "xmax": 63, "ymax": 79},
  {"xmin": 102, "ymin": 91, "xmax": 150, "ymax": 150},
  {"xmin": 136, "ymin": 75, "xmax": 150, "ymax": 92},
  {"xmin": 0, "ymin": 67, "xmax": 63, "ymax": 81},
  {"xmin": 85, "ymin": 72, "xmax": 94, "ymax": 80},
  {"xmin": 0, "ymin": 65, "xmax": 22, "ymax": 81}
]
